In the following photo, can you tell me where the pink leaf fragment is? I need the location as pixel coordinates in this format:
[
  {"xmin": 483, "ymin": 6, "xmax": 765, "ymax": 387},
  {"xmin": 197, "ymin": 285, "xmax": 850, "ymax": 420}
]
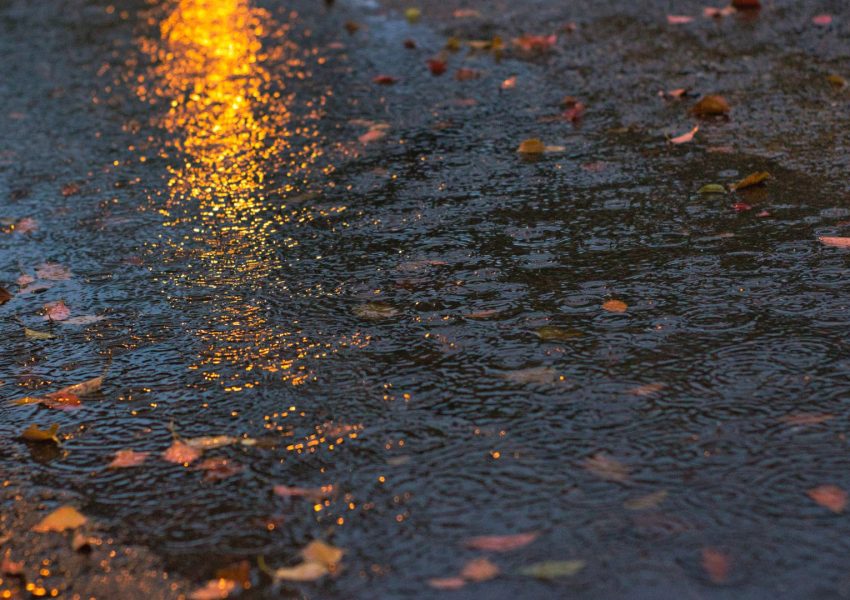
[
  {"xmin": 667, "ymin": 15, "xmax": 695, "ymax": 24},
  {"xmin": 812, "ymin": 14, "xmax": 833, "ymax": 26},
  {"xmin": 109, "ymin": 449, "xmax": 150, "ymax": 468},
  {"xmin": 670, "ymin": 125, "xmax": 699, "ymax": 144},
  {"xmin": 35, "ymin": 262, "xmax": 71, "ymax": 281},
  {"xmin": 15, "ymin": 218, "xmax": 38, "ymax": 234},
  {"xmin": 464, "ymin": 532, "xmax": 538, "ymax": 552},
  {"xmin": 819, "ymin": 236, "xmax": 850, "ymax": 248},
  {"xmin": 43, "ymin": 300, "xmax": 70, "ymax": 321}
]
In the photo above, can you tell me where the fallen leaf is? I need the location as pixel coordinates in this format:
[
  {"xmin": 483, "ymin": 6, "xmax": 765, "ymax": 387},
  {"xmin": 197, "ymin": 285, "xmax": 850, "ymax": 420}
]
[
  {"xmin": 185, "ymin": 435, "xmax": 238, "ymax": 450},
  {"xmin": 453, "ymin": 8, "xmax": 480, "ymax": 18},
  {"xmin": 513, "ymin": 34, "xmax": 557, "ymax": 52},
  {"xmin": 455, "ymin": 68, "xmax": 481, "ymax": 81},
  {"xmin": 404, "ymin": 7, "xmax": 421, "ymax": 23},
  {"xmin": 273, "ymin": 561, "xmax": 329, "ymax": 582},
  {"xmin": 353, "ymin": 302, "xmax": 398, "ymax": 320},
  {"xmin": 502, "ymin": 366, "xmax": 564, "ymax": 385},
  {"xmin": 428, "ymin": 577, "xmax": 466, "ymax": 590},
  {"xmin": 662, "ymin": 88, "xmax": 688, "ymax": 99},
  {"xmin": 461, "ymin": 557, "xmax": 500, "ymax": 582},
  {"xmin": 517, "ymin": 139, "xmax": 545, "ymax": 154},
  {"xmin": 35, "ymin": 262, "xmax": 71, "ymax": 280},
  {"xmin": 14, "ymin": 217, "xmax": 38, "ymax": 234},
  {"xmin": 373, "ymin": 75, "xmax": 398, "ymax": 85},
  {"xmin": 629, "ymin": 383, "xmax": 665, "ymax": 396},
  {"xmin": 698, "ymin": 184, "xmax": 726, "ymax": 194},
  {"xmin": 667, "ymin": 15, "xmax": 694, "ymax": 24},
  {"xmin": 583, "ymin": 453, "xmax": 630, "ymax": 482},
  {"xmin": 779, "ymin": 413, "xmax": 834, "ymax": 426},
  {"xmin": 427, "ymin": 59, "xmax": 447, "ymax": 76},
  {"xmin": 464, "ymin": 532, "xmax": 538, "ymax": 552},
  {"xmin": 41, "ymin": 392, "xmax": 81, "ymax": 410},
  {"xmin": 61, "ymin": 183, "xmax": 80, "ymax": 197},
  {"xmin": 691, "ymin": 95, "xmax": 730, "ymax": 117},
  {"xmin": 701, "ymin": 548, "xmax": 731, "ymax": 584},
  {"xmin": 602, "ymin": 299, "xmax": 628, "ymax": 313},
  {"xmin": 445, "ymin": 37, "xmax": 461, "ymax": 52},
  {"xmin": 827, "ymin": 74, "xmax": 846, "ymax": 88},
  {"xmin": 109, "ymin": 449, "xmax": 149, "ymax": 468},
  {"xmin": 534, "ymin": 326, "xmax": 581, "ymax": 342},
  {"xmin": 43, "ymin": 300, "xmax": 70, "ymax": 321},
  {"xmin": 16, "ymin": 273, "xmax": 34, "ymax": 286},
  {"xmin": 62, "ymin": 315, "xmax": 107, "ymax": 326},
  {"xmin": 1, "ymin": 553, "xmax": 23, "ymax": 576},
  {"xmin": 403, "ymin": 38, "xmax": 417, "ymax": 49},
  {"xmin": 0, "ymin": 286, "xmax": 10, "ymax": 305},
  {"xmin": 730, "ymin": 171, "xmax": 770, "ymax": 191},
  {"xmin": 32, "ymin": 506, "xmax": 87, "ymax": 533},
  {"xmin": 162, "ymin": 440, "xmax": 202, "ymax": 465},
  {"xmin": 301, "ymin": 540, "xmax": 344, "ymax": 569},
  {"xmin": 670, "ymin": 125, "xmax": 699, "ymax": 144},
  {"xmin": 813, "ymin": 14, "xmax": 833, "ymax": 26},
  {"xmin": 196, "ymin": 457, "xmax": 243, "ymax": 481},
  {"xmin": 20, "ymin": 424, "xmax": 60, "ymax": 444},
  {"xmin": 564, "ymin": 102, "xmax": 586, "ymax": 123},
  {"xmin": 519, "ymin": 560, "xmax": 585, "ymax": 579},
  {"xmin": 818, "ymin": 236, "xmax": 850, "ymax": 248},
  {"xmin": 464, "ymin": 309, "xmax": 502, "ymax": 320},
  {"xmin": 344, "ymin": 21, "xmax": 360, "ymax": 34},
  {"xmin": 808, "ymin": 485, "xmax": 847, "ymax": 513},
  {"xmin": 46, "ymin": 376, "xmax": 103, "ymax": 400},
  {"xmin": 624, "ymin": 490, "xmax": 669, "ymax": 510},
  {"xmin": 501, "ymin": 76, "xmax": 517, "ymax": 90},
  {"xmin": 24, "ymin": 327, "xmax": 55, "ymax": 340},
  {"xmin": 273, "ymin": 485, "xmax": 333, "ymax": 500},
  {"xmin": 189, "ymin": 579, "xmax": 236, "ymax": 600},
  {"xmin": 215, "ymin": 561, "xmax": 251, "ymax": 588}
]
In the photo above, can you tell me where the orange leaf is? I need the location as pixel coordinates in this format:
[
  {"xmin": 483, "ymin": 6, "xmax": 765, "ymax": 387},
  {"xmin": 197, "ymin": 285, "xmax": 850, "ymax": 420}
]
[
  {"xmin": 602, "ymin": 299, "xmax": 628, "ymax": 313},
  {"xmin": 670, "ymin": 125, "xmax": 699, "ymax": 144},
  {"xmin": 32, "ymin": 506, "xmax": 87, "ymax": 533},
  {"xmin": 461, "ymin": 557, "xmax": 500, "ymax": 582},
  {"xmin": 109, "ymin": 449, "xmax": 149, "ymax": 468},
  {"xmin": 189, "ymin": 579, "xmax": 236, "ymax": 600},
  {"xmin": 808, "ymin": 485, "xmax": 847, "ymax": 513},
  {"xmin": 818, "ymin": 236, "xmax": 850, "ymax": 248},
  {"xmin": 667, "ymin": 15, "xmax": 694, "ymax": 24},
  {"xmin": 301, "ymin": 540, "xmax": 344, "ymax": 569},
  {"xmin": 517, "ymin": 139, "xmax": 545, "ymax": 154},
  {"xmin": 162, "ymin": 440, "xmax": 201, "ymax": 465},
  {"xmin": 701, "ymin": 548, "xmax": 731, "ymax": 583},
  {"xmin": 730, "ymin": 171, "xmax": 770, "ymax": 191},
  {"xmin": 464, "ymin": 532, "xmax": 538, "ymax": 552}
]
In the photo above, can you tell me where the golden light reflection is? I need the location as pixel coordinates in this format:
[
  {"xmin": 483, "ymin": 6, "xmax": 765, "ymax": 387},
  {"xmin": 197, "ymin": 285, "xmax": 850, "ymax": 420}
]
[{"xmin": 134, "ymin": 0, "xmax": 363, "ymax": 388}]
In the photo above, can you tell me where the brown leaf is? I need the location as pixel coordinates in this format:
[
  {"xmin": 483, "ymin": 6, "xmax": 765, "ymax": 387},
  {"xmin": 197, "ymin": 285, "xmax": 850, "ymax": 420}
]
[
  {"xmin": 427, "ymin": 59, "xmax": 447, "ymax": 76},
  {"xmin": 373, "ymin": 75, "xmax": 398, "ymax": 85},
  {"xmin": 461, "ymin": 557, "xmax": 500, "ymax": 582},
  {"xmin": 464, "ymin": 532, "xmax": 538, "ymax": 552},
  {"xmin": 808, "ymin": 485, "xmax": 847, "ymax": 513},
  {"xmin": 108, "ymin": 449, "xmax": 149, "ymax": 468},
  {"xmin": 0, "ymin": 287, "xmax": 10, "ymax": 305},
  {"xmin": 61, "ymin": 183, "xmax": 80, "ymax": 197},
  {"xmin": 701, "ymin": 548, "xmax": 731, "ymax": 584},
  {"xmin": 517, "ymin": 138, "xmax": 545, "ymax": 154},
  {"xmin": 162, "ymin": 440, "xmax": 202, "ymax": 465},
  {"xmin": 32, "ymin": 505, "xmax": 87, "ymax": 533},
  {"xmin": 602, "ymin": 299, "xmax": 628, "ymax": 313},
  {"xmin": 691, "ymin": 95, "xmax": 730, "ymax": 117},
  {"xmin": 583, "ymin": 453, "xmax": 630, "ymax": 482},
  {"xmin": 455, "ymin": 68, "xmax": 481, "ymax": 81},
  {"xmin": 20, "ymin": 424, "xmax": 60, "ymax": 444},
  {"xmin": 730, "ymin": 171, "xmax": 770, "ymax": 191}
]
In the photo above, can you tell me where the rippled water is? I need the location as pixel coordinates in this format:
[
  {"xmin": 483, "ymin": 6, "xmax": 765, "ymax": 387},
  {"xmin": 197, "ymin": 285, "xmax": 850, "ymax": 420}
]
[{"xmin": 3, "ymin": 0, "xmax": 850, "ymax": 597}]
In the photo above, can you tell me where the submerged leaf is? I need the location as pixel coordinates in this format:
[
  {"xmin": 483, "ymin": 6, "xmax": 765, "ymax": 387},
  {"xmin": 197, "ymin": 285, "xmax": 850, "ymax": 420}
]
[
  {"xmin": 502, "ymin": 367, "xmax": 564, "ymax": 385},
  {"xmin": 520, "ymin": 560, "xmax": 585, "ymax": 579},
  {"xmin": 353, "ymin": 302, "xmax": 398, "ymax": 320},
  {"xmin": 43, "ymin": 300, "xmax": 70, "ymax": 321},
  {"xmin": 534, "ymin": 326, "xmax": 581, "ymax": 342},
  {"xmin": 24, "ymin": 327, "xmax": 55, "ymax": 340},
  {"xmin": 108, "ymin": 449, "xmax": 149, "ymax": 468},
  {"xmin": 428, "ymin": 577, "xmax": 466, "ymax": 590},
  {"xmin": 464, "ymin": 532, "xmax": 538, "ymax": 552},
  {"xmin": 32, "ymin": 506, "xmax": 87, "ymax": 533},
  {"xmin": 583, "ymin": 453, "xmax": 630, "ymax": 482},
  {"xmin": 624, "ymin": 490, "xmax": 669, "ymax": 510},
  {"xmin": 701, "ymin": 548, "xmax": 731, "ymax": 584},
  {"xmin": 20, "ymin": 424, "xmax": 60, "ymax": 444},
  {"xmin": 162, "ymin": 440, "xmax": 202, "ymax": 465},
  {"xmin": 273, "ymin": 484, "xmax": 333, "ymax": 500},
  {"xmin": 461, "ymin": 557, "xmax": 500, "ymax": 582}
]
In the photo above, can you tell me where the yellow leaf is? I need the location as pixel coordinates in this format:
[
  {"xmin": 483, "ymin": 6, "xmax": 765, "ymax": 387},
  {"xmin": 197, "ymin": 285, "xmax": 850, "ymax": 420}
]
[
  {"xmin": 301, "ymin": 540, "xmax": 344, "ymax": 569},
  {"xmin": 20, "ymin": 424, "xmax": 60, "ymax": 443},
  {"xmin": 730, "ymin": 171, "xmax": 770, "ymax": 191},
  {"xmin": 24, "ymin": 327, "xmax": 55, "ymax": 340},
  {"xmin": 32, "ymin": 506, "xmax": 87, "ymax": 533},
  {"xmin": 273, "ymin": 561, "xmax": 328, "ymax": 582}
]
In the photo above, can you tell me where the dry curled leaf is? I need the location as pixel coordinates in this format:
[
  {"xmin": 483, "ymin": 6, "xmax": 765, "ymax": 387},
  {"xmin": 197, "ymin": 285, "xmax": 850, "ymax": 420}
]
[
  {"xmin": 32, "ymin": 505, "xmax": 87, "ymax": 533},
  {"xmin": 464, "ymin": 532, "xmax": 538, "ymax": 552},
  {"xmin": 730, "ymin": 171, "xmax": 770, "ymax": 191},
  {"xmin": 108, "ymin": 449, "xmax": 149, "ymax": 468},
  {"xmin": 808, "ymin": 485, "xmax": 847, "ymax": 513},
  {"xmin": 691, "ymin": 95, "xmax": 730, "ymax": 117}
]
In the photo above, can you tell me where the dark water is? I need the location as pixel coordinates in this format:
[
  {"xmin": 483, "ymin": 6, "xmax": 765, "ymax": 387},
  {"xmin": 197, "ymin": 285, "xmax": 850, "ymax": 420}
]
[{"xmin": 2, "ymin": 0, "xmax": 850, "ymax": 597}]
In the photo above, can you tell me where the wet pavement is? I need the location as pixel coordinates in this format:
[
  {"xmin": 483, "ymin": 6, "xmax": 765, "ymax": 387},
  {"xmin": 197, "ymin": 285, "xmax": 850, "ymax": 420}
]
[{"xmin": 2, "ymin": 0, "xmax": 850, "ymax": 598}]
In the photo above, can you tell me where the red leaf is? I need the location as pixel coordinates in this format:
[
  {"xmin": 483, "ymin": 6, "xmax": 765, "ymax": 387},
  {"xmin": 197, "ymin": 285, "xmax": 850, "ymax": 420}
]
[
  {"xmin": 426, "ymin": 59, "xmax": 447, "ymax": 76},
  {"xmin": 808, "ymin": 485, "xmax": 847, "ymax": 513},
  {"xmin": 373, "ymin": 75, "xmax": 398, "ymax": 85},
  {"xmin": 464, "ymin": 532, "xmax": 538, "ymax": 552},
  {"xmin": 732, "ymin": 202, "xmax": 752, "ymax": 212},
  {"xmin": 564, "ymin": 102, "xmax": 586, "ymax": 122},
  {"xmin": 701, "ymin": 548, "xmax": 731, "ymax": 584}
]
